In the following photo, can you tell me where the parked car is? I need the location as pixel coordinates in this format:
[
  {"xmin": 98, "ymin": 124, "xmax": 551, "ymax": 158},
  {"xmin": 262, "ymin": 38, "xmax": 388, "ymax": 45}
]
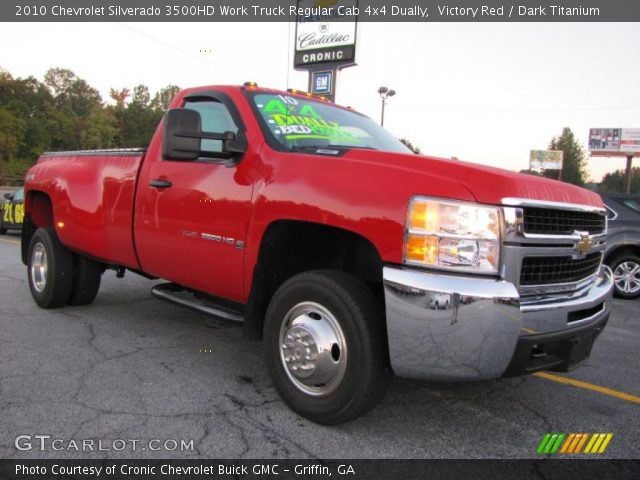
[
  {"xmin": 428, "ymin": 293, "xmax": 451, "ymax": 309},
  {"xmin": 20, "ymin": 83, "xmax": 613, "ymax": 424},
  {"xmin": 601, "ymin": 193, "xmax": 640, "ymax": 299},
  {"xmin": 0, "ymin": 187, "xmax": 24, "ymax": 234}
]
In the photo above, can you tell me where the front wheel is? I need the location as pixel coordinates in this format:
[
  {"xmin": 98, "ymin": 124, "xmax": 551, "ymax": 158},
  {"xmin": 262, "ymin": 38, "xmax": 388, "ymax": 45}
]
[
  {"xmin": 264, "ymin": 270, "xmax": 390, "ymax": 425},
  {"xmin": 610, "ymin": 254, "xmax": 640, "ymax": 299}
]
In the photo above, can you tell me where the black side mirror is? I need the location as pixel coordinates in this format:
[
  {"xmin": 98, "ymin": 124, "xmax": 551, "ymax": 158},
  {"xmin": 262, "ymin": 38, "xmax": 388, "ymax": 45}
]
[
  {"xmin": 163, "ymin": 109, "xmax": 202, "ymax": 161},
  {"xmin": 163, "ymin": 109, "xmax": 247, "ymax": 161},
  {"xmin": 3, "ymin": 193, "xmax": 12, "ymax": 200},
  {"xmin": 222, "ymin": 131, "xmax": 248, "ymax": 154}
]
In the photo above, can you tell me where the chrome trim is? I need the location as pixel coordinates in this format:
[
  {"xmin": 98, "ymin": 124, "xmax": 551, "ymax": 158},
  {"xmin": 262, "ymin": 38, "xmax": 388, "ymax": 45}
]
[
  {"xmin": 519, "ymin": 265, "xmax": 613, "ymax": 333},
  {"xmin": 501, "ymin": 197, "xmax": 606, "ymax": 214},
  {"xmin": 518, "ymin": 271, "xmax": 599, "ymax": 296},
  {"xmin": 278, "ymin": 301, "xmax": 348, "ymax": 397},
  {"xmin": 603, "ymin": 204, "xmax": 618, "ymax": 221},
  {"xmin": 502, "ymin": 206, "xmax": 607, "ymax": 246},
  {"xmin": 382, "ymin": 264, "xmax": 613, "ymax": 381},
  {"xmin": 383, "ymin": 266, "xmax": 522, "ymax": 380},
  {"xmin": 151, "ymin": 284, "xmax": 244, "ymax": 323}
]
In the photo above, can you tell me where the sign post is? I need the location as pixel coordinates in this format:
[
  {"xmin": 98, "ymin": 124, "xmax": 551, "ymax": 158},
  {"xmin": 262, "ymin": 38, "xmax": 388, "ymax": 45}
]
[
  {"xmin": 294, "ymin": 0, "xmax": 358, "ymax": 102},
  {"xmin": 589, "ymin": 128, "xmax": 640, "ymax": 193}
]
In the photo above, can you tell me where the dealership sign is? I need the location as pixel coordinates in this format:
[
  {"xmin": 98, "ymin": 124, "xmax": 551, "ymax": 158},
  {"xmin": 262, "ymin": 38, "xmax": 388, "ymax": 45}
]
[
  {"xmin": 294, "ymin": 0, "xmax": 358, "ymax": 68},
  {"xmin": 589, "ymin": 128, "xmax": 640, "ymax": 154},
  {"xmin": 530, "ymin": 150, "xmax": 563, "ymax": 170}
]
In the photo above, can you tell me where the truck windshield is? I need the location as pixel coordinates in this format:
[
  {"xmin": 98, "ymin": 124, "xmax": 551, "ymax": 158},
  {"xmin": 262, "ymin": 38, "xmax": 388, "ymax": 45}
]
[{"xmin": 251, "ymin": 93, "xmax": 411, "ymax": 154}]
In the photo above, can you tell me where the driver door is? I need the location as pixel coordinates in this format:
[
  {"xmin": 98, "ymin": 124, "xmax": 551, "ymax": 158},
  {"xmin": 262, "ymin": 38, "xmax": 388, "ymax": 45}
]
[{"xmin": 134, "ymin": 92, "xmax": 255, "ymax": 303}]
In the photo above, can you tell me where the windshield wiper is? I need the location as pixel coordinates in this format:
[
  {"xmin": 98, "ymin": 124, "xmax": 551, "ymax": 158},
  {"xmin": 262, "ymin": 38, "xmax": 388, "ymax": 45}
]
[
  {"xmin": 286, "ymin": 144, "xmax": 377, "ymax": 152},
  {"xmin": 328, "ymin": 145, "xmax": 377, "ymax": 150}
]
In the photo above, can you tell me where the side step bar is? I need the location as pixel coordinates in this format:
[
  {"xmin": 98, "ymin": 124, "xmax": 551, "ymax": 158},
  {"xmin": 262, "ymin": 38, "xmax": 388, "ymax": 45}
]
[{"xmin": 151, "ymin": 283, "xmax": 244, "ymax": 323}]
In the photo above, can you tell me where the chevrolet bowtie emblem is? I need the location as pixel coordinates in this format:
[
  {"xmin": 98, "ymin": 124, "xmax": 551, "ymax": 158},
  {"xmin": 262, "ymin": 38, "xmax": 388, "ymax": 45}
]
[{"xmin": 575, "ymin": 232, "xmax": 593, "ymax": 256}]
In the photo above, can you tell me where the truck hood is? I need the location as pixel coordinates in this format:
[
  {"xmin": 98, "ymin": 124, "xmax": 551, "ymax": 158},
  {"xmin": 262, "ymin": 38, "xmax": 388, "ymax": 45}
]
[{"xmin": 344, "ymin": 149, "xmax": 602, "ymax": 208}]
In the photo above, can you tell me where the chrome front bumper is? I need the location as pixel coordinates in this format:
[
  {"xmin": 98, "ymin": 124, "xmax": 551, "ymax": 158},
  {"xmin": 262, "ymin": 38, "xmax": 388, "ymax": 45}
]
[{"xmin": 383, "ymin": 265, "xmax": 613, "ymax": 381}]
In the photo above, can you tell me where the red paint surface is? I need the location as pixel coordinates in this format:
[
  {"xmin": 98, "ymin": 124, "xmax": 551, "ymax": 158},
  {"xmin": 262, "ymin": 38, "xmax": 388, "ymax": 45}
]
[{"xmin": 24, "ymin": 85, "xmax": 605, "ymax": 303}]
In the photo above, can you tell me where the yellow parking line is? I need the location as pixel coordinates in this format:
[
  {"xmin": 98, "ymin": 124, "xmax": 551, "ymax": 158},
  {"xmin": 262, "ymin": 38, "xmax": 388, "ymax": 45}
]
[
  {"xmin": 0, "ymin": 238, "xmax": 20, "ymax": 245},
  {"xmin": 534, "ymin": 371, "xmax": 640, "ymax": 405}
]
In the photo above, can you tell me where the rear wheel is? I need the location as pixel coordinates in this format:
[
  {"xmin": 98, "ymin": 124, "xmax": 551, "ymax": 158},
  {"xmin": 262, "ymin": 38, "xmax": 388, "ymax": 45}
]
[
  {"xmin": 264, "ymin": 270, "xmax": 390, "ymax": 425},
  {"xmin": 610, "ymin": 253, "xmax": 640, "ymax": 299},
  {"xmin": 68, "ymin": 255, "xmax": 102, "ymax": 306},
  {"xmin": 27, "ymin": 227, "xmax": 74, "ymax": 308}
]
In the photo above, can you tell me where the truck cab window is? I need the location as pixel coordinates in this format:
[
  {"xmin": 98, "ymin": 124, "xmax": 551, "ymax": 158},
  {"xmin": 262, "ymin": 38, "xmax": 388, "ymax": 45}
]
[{"xmin": 184, "ymin": 100, "xmax": 238, "ymax": 153}]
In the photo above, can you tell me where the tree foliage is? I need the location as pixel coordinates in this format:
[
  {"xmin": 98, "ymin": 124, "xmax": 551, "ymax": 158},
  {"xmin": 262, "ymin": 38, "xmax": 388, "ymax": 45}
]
[
  {"xmin": 0, "ymin": 67, "xmax": 179, "ymax": 179},
  {"xmin": 599, "ymin": 167, "xmax": 640, "ymax": 194},
  {"xmin": 548, "ymin": 127, "xmax": 588, "ymax": 186},
  {"xmin": 399, "ymin": 138, "xmax": 421, "ymax": 154}
]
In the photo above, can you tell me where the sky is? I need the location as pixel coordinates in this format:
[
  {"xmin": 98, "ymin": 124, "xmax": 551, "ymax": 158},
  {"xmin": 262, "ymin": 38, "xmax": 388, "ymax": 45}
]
[{"xmin": 0, "ymin": 21, "xmax": 638, "ymax": 182}]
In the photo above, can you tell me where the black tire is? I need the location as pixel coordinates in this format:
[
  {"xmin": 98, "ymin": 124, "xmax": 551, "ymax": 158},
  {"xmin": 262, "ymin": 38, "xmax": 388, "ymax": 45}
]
[
  {"xmin": 609, "ymin": 253, "xmax": 640, "ymax": 299},
  {"xmin": 27, "ymin": 227, "xmax": 74, "ymax": 308},
  {"xmin": 0, "ymin": 227, "xmax": 7, "ymax": 235},
  {"xmin": 264, "ymin": 270, "xmax": 390, "ymax": 425},
  {"xmin": 68, "ymin": 255, "xmax": 102, "ymax": 306}
]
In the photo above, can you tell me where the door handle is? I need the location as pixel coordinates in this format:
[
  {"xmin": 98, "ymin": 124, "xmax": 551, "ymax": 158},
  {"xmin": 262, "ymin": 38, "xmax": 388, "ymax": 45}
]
[{"xmin": 149, "ymin": 179, "xmax": 172, "ymax": 189}]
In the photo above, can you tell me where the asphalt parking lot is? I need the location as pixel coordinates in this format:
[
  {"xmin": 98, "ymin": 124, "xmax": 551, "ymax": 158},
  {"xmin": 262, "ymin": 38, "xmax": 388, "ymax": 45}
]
[{"xmin": 0, "ymin": 233, "xmax": 638, "ymax": 459}]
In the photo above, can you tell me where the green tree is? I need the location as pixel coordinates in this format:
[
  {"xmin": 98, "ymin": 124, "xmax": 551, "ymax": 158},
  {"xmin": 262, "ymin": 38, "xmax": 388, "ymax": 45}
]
[
  {"xmin": 44, "ymin": 68, "xmax": 103, "ymax": 149},
  {"xmin": 120, "ymin": 84, "xmax": 162, "ymax": 147},
  {"xmin": 399, "ymin": 138, "xmax": 421, "ymax": 154},
  {"xmin": 81, "ymin": 107, "xmax": 118, "ymax": 149},
  {"xmin": 599, "ymin": 167, "xmax": 640, "ymax": 194},
  {"xmin": 152, "ymin": 84, "xmax": 180, "ymax": 112},
  {"xmin": 0, "ymin": 107, "xmax": 26, "ymax": 160},
  {"xmin": 548, "ymin": 128, "xmax": 588, "ymax": 186}
]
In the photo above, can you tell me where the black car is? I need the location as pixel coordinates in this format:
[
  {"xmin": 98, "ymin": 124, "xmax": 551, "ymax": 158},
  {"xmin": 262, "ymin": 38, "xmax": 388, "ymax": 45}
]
[
  {"xmin": 601, "ymin": 193, "xmax": 640, "ymax": 299},
  {"xmin": 0, "ymin": 187, "xmax": 24, "ymax": 234}
]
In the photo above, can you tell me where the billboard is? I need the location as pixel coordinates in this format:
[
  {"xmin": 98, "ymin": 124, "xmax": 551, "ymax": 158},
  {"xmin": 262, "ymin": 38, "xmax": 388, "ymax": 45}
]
[
  {"xmin": 589, "ymin": 128, "xmax": 640, "ymax": 154},
  {"xmin": 294, "ymin": 0, "xmax": 358, "ymax": 68},
  {"xmin": 621, "ymin": 129, "xmax": 640, "ymax": 153},
  {"xmin": 530, "ymin": 150, "xmax": 563, "ymax": 170}
]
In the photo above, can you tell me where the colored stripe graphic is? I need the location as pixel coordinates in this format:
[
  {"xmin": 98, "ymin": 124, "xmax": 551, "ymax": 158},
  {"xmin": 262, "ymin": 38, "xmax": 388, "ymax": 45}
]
[
  {"xmin": 538, "ymin": 433, "xmax": 613, "ymax": 454},
  {"xmin": 537, "ymin": 433, "xmax": 565, "ymax": 454}
]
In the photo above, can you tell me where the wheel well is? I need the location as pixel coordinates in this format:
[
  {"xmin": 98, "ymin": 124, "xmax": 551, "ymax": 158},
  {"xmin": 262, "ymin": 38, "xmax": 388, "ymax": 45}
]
[
  {"xmin": 21, "ymin": 191, "xmax": 54, "ymax": 265},
  {"xmin": 604, "ymin": 244, "xmax": 640, "ymax": 265},
  {"xmin": 244, "ymin": 220, "xmax": 384, "ymax": 340}
]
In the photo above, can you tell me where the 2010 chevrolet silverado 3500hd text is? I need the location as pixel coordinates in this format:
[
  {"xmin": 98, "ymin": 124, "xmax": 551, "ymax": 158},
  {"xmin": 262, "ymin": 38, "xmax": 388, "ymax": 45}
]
[{"xmin": 21, "ymin": 84, "xmax": 614, "ymax": 424}]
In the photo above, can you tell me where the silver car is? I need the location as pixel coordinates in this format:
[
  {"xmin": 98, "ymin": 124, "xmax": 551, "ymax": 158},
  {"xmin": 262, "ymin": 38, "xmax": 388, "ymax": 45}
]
[{"xmin": 601, "ymin": 193, "xmax": 640, "ymax": 299}]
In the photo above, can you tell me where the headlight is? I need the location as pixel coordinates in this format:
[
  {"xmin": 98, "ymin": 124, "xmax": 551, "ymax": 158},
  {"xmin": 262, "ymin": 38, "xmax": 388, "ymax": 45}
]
[{"xmin": 404, "ymin": 196, "xmax": 501, "ymax": 274}]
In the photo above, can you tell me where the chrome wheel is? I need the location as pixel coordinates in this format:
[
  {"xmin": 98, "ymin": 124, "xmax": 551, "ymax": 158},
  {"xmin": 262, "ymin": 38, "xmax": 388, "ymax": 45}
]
[
  {"xmin": 279, "ymin": 301, "xmax": 347, "ymax": 397},
  {"xmin": 30, "ymin": 242, "xmax": 48, "ymax": 293},
  {"xmin": 613, "ymin": 261, "xmax": 640, "ymax": 295}
]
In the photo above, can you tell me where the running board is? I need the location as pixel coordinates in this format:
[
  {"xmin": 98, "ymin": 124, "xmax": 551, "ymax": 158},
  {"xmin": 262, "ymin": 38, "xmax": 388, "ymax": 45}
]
[{"xmin": 151, "ymin": 283, "xmax": 244, "ymax": 323}]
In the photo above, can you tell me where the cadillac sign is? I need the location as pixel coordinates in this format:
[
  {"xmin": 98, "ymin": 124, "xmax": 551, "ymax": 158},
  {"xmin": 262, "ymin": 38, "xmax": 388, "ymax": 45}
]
[{"xmin": 294, "ymin": 0, "xmax": 358, "ymax": 68}]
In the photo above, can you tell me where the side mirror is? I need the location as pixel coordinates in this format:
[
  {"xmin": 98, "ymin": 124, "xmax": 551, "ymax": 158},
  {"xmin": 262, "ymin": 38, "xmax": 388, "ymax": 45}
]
[
  {"xmin": 163, "ymin": 109, "xmax": 202, "ymax": 161},
  {"xmin": 222, "ymin": 131, "xmax": 248, "ymax": 155},
  {"xmin": 3, "ymin": 193, "xmax": 12, "ymax": 200},
  {"xmin": 163, "ymin": 108, "xmax": 248, "ymax": 161}
]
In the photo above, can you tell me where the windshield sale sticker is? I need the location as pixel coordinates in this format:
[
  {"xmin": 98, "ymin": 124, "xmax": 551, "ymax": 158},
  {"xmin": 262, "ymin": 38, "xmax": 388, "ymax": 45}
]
[{"xmin": 259, "ymin": 96, "xmax": 358, "ymax": 143}]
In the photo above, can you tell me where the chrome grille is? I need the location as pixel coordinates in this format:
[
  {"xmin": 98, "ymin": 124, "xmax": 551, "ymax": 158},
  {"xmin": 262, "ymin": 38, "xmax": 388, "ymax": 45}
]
[
  {"xmin": 520, "ymin": 252, "xmax": 602, "ymax": 286},
  {"xmin": 522, "ymin": 207, "xmax": 606, "ymax": 235}
]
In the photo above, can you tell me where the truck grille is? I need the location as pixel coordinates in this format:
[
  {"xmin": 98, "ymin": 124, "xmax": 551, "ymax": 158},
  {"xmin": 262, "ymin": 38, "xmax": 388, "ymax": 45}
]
[
  {"xmin": 522, "ymin": 207, "xmax": 605, "ymax": 235},
  {"xmin": 520, "ymin": 252, "xmax": 602, "ymax": 286}
]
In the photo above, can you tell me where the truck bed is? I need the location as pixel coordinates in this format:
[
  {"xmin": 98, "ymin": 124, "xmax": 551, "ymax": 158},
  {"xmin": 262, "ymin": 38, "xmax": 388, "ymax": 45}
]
[{"xmin": 28, "ymin": 149, "xmax": 146, "ymax": 269}]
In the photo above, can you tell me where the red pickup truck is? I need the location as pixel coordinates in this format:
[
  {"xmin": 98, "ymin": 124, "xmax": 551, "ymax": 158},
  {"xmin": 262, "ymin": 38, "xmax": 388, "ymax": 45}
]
[{"xmin": 21, "ymin": 84, "xmax": 613, "ymax": 424}]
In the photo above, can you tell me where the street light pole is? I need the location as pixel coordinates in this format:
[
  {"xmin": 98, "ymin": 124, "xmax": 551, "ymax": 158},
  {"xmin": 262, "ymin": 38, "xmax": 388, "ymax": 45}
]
[{"xmin": 378, "ymin": 86, "xmax": 396, "ymax": 127}]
